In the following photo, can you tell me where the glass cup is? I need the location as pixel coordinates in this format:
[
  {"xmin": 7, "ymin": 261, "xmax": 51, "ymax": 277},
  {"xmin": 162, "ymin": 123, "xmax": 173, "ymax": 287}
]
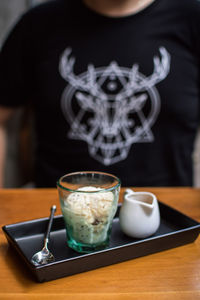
[{"xmin": 57, "ymin": 171, "xmax": 121, "ymax": 253}]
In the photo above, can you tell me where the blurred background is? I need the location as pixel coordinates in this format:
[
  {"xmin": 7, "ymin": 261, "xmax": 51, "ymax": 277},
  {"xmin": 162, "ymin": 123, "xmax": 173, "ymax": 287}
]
[
  {"xmin": 0, "ymin": 0, "xmax": 47, "ymax": 187},
  {"xmin": 0, "ymin": 0, "xmax": 200, "ymax": 187}
]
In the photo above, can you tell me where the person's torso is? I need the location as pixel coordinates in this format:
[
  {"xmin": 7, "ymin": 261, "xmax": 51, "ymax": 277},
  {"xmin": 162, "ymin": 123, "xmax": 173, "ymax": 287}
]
[{"xmin": 21, "ymin": 0, "xmax": 200, "ymax": 186}]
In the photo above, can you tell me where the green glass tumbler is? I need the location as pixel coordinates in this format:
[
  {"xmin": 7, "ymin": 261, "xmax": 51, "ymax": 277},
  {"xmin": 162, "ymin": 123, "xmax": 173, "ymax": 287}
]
[{"xmin": 57, "ymin": 171, "xmax": 121, "ymax": 253}]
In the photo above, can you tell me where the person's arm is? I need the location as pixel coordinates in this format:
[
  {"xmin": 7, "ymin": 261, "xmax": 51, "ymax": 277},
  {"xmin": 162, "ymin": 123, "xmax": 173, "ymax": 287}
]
[{"xmin": 0, "ymin": 107, "xmax": 16, "ymax": 188}]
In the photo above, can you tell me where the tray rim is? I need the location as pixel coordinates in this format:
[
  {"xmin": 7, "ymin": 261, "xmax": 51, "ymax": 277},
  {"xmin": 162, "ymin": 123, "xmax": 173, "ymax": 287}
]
[{"xmin": 2, "ymin": 200, "xmax": 200, "ymax": 229}]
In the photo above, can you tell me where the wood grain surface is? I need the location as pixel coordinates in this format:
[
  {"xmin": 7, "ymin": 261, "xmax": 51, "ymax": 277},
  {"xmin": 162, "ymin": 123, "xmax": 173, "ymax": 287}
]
[{"xmin": 0, "ymin": 187, "xmax": 200, "ymax": 300}]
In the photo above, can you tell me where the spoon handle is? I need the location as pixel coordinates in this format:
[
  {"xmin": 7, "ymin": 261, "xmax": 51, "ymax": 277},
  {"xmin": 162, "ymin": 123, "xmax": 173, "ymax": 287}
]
[{"xmin": 44, "ymin": 205, "xmax": 57, "ymax": 246}]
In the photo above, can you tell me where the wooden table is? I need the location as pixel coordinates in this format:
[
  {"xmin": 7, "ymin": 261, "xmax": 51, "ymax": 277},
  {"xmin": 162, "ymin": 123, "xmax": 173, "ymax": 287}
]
[{"xmin": 0, "ymin": 187, "xmax": 200, "ymax": 300}]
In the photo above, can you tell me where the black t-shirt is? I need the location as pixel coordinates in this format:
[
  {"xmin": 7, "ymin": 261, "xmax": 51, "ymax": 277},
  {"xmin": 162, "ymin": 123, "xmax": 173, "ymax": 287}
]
[{"xmin": 0, "ymin": 0, "xmax": 200, "ymax": 187}]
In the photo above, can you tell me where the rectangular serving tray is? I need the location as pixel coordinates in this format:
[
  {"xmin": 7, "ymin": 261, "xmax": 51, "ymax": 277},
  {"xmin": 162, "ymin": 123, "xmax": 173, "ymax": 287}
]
[{"xmin": 2, "ymin": 202, "xmax": 200, "ymax": 282}]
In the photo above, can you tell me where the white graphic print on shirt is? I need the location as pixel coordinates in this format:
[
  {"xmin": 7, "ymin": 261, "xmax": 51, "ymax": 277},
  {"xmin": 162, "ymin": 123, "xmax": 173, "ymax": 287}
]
[{"xmin": 59, "ymin": 47, "xmax": 170, "ymax": 165}]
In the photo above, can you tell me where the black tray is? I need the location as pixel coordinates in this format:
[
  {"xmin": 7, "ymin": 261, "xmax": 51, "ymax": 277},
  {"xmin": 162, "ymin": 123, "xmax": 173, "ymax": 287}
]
[{"xmin": 2, "ymin": 202, "xmax": 200, "ymax": 282}]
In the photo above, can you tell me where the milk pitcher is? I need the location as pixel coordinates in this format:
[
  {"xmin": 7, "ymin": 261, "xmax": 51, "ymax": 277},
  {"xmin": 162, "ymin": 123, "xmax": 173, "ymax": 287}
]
[{"xmin": 119, "ymin": 189, "xmax": 160, "ymax": 238}]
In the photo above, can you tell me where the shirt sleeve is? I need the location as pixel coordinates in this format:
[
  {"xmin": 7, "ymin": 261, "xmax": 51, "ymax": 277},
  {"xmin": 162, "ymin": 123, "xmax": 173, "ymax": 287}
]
[
  {"xmin": 190, "ymin": 1, "xmax": 200, "ymax": 119},
  {"xmin": 191, "ymin": 1, "xmax": 200, "ymax": 62},
  {"xmin": 0, "ymin": 12, "xmax": 33, "ymax": 108}
]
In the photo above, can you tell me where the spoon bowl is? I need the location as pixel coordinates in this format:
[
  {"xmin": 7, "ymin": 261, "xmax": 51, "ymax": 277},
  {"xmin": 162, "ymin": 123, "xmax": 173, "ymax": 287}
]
[{"xmin": 31, "ymin": 205, "xmax": 56, "ymax": 266}]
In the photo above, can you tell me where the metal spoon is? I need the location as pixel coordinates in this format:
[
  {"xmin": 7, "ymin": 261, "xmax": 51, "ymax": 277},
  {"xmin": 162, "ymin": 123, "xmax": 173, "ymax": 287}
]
[{"xmin": 31, "ymin": 205, "xmax": 56, "ymax": 266}]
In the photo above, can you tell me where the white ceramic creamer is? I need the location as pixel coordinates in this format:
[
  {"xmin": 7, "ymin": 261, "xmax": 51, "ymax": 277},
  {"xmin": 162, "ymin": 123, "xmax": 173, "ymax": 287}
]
[{"xmin": 119, "ymin": 189, "xmax": 160, "ymax": 238}]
